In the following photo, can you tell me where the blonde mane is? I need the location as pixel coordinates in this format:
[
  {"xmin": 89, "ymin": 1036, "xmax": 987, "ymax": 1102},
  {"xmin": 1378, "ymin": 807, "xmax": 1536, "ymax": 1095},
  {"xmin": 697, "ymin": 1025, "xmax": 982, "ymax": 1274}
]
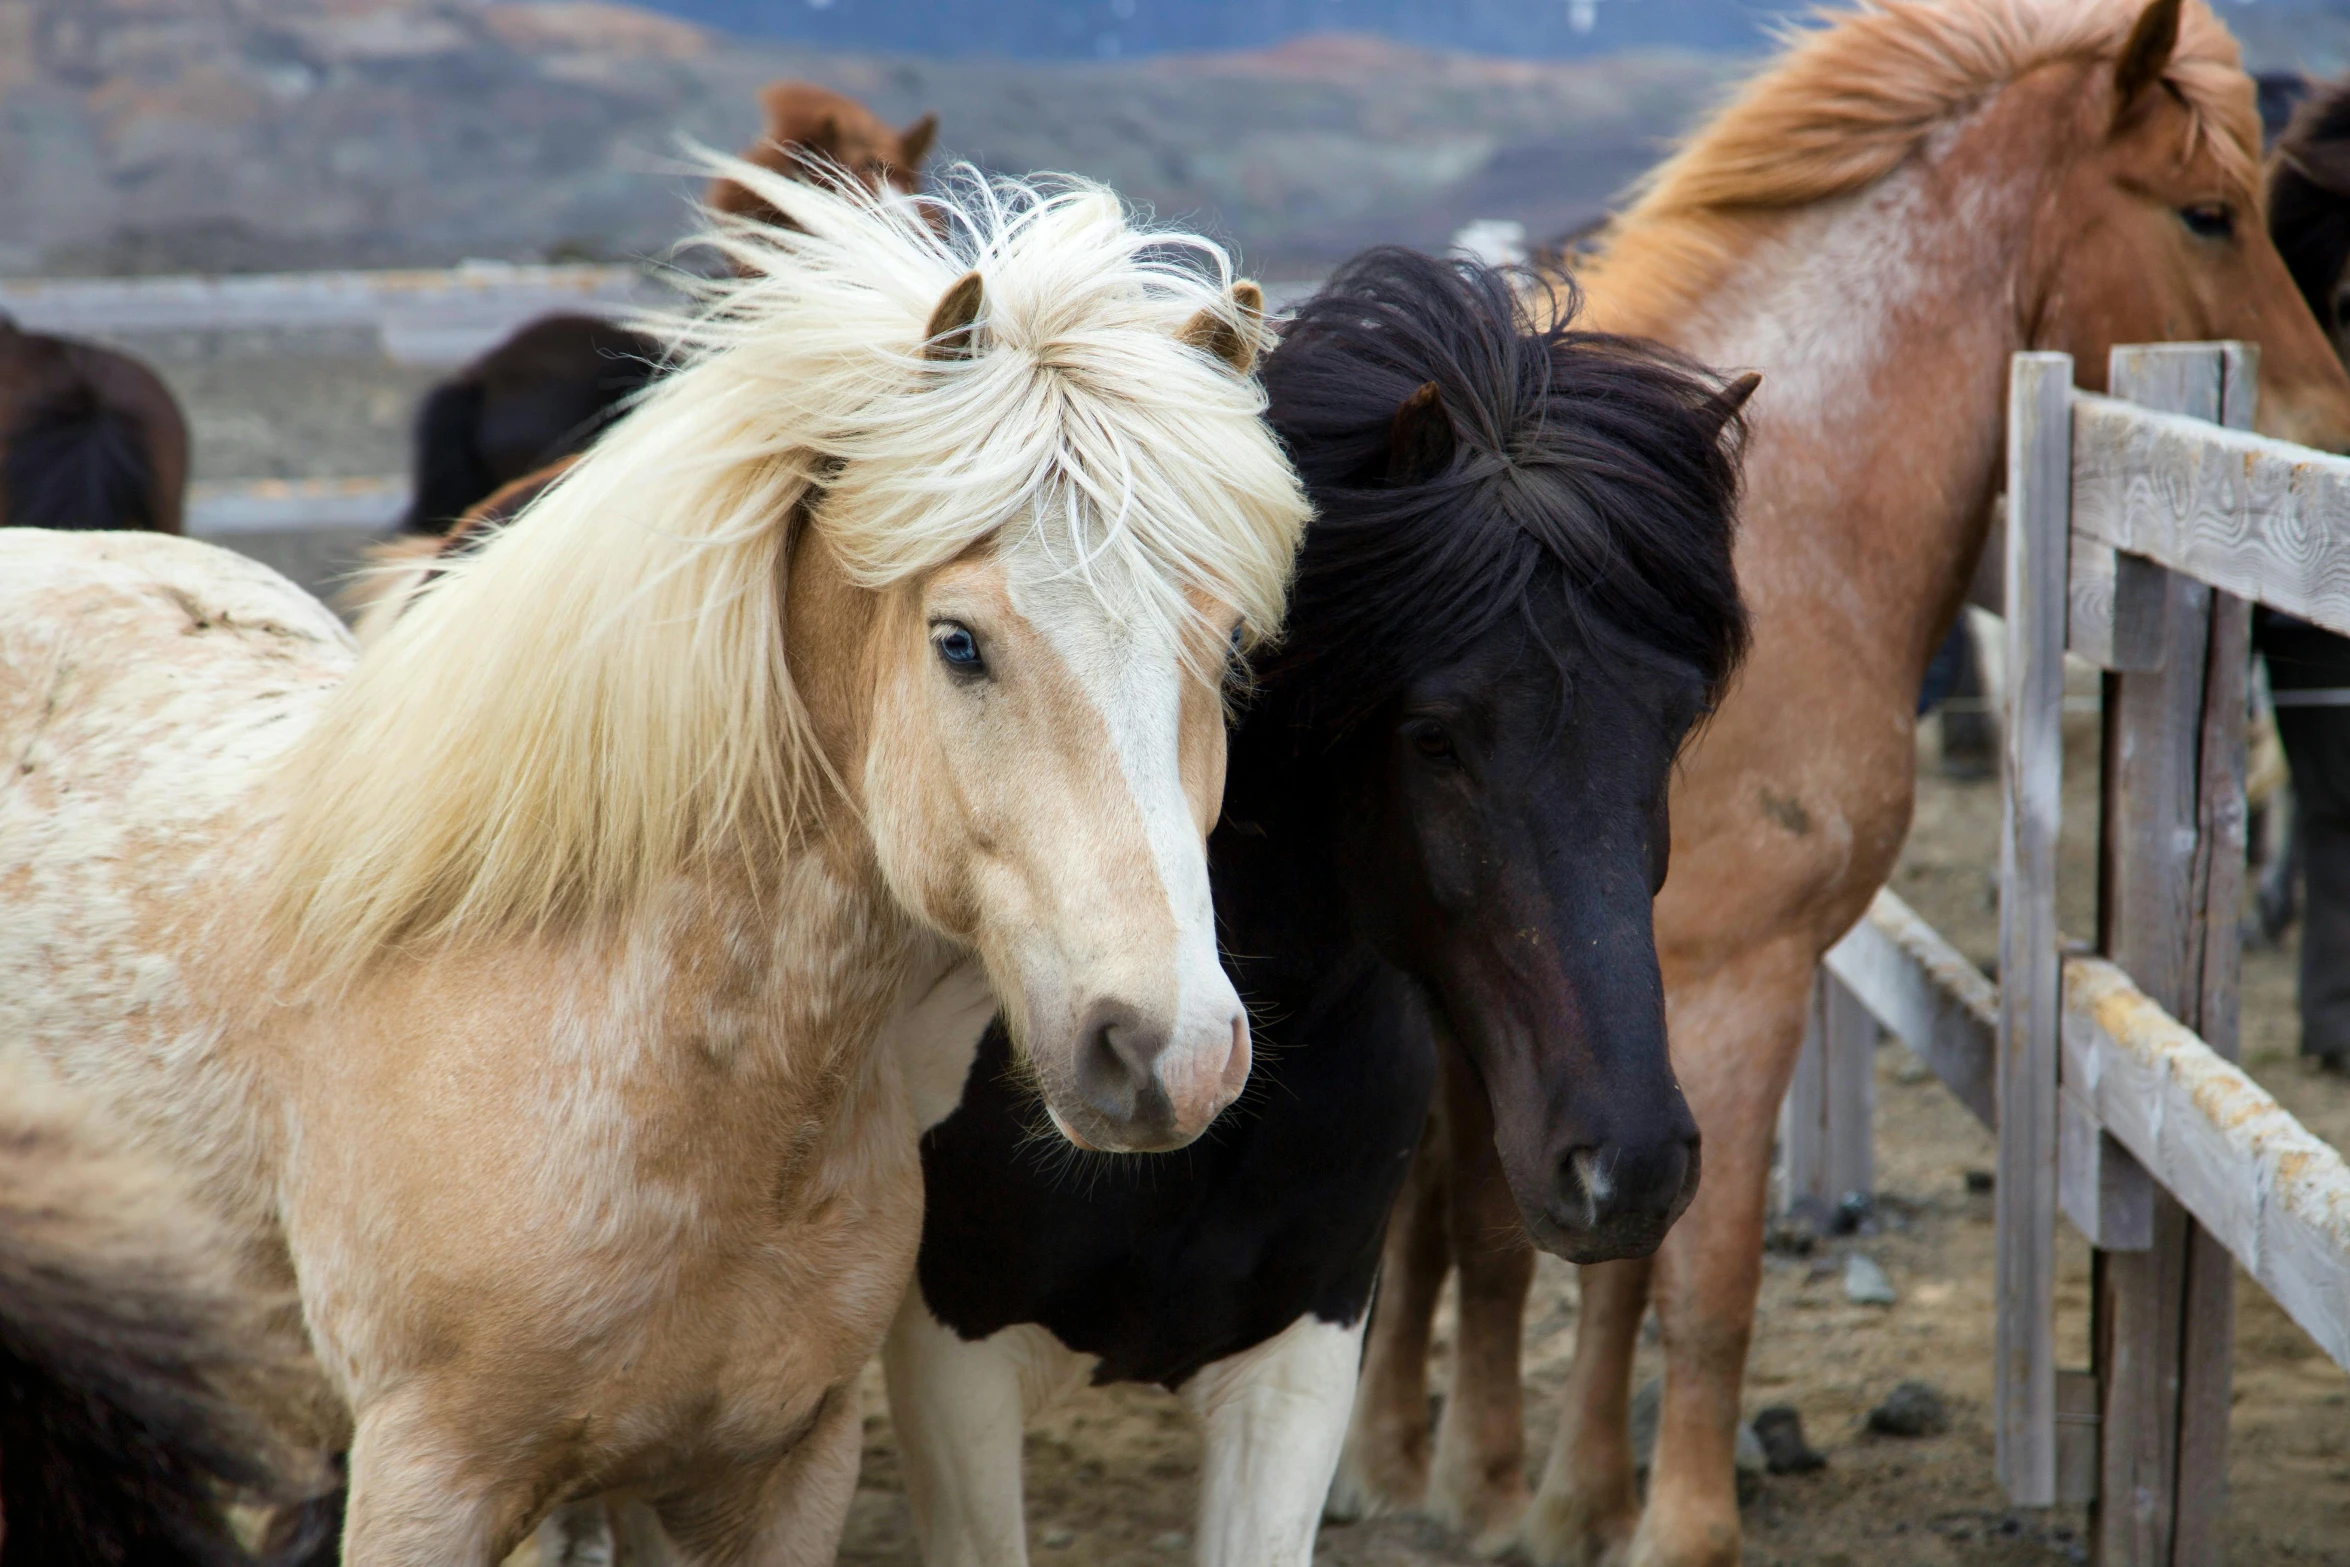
[
  {"xmin": 1578, "ymin": 0, "xmax": 2258, "ymax": 324},
  {"xmin": 271, "ymin": 165, "xmax": 1307, "ymax": 981}
]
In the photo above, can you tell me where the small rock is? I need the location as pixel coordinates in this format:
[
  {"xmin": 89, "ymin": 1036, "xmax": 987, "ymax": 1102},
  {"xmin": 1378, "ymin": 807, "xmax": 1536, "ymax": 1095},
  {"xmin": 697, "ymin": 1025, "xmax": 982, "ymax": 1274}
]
[
  {"xmin": 1844, "ymin": 1252, "xmax": 1898, "ymax": 1306},
  {"xmin": 1964, "ymin": 1168, "xmax": 1996, "ymax": 1194},
  {"xmin": 1040, "ymin": 1527, "xmax": 1077, "ymax": 1550},
  {"xmin": 1894, "ymin": 1052, "xmax": 1932, "ymax": 1084},
  {"xmin": 1764, "ymin": 1218, "xmax": 1817, "ymax": 1256},
  {"xmin": 1751, "ymin": 1404, "xmax": 1828, "ymax": 1474},
  {"xmin": 1150, "ymin": 1530, "xmax": 1190, "ymax": 1552},
  {"xmin": 1630, "ymin": 1376, "xmax": 1661, "ymax": 1472},
  {"xmin": 1868, "ymin": 1379, "xmax": 1951, "ymax": 1437},
  {"xmin": 1734, "ymin": 1419, "xmax": 1768, "ymax": 1475},
  {"xmin": 1734, "ymin": 1420, "xmax": 1767, "ymax": 1505}
]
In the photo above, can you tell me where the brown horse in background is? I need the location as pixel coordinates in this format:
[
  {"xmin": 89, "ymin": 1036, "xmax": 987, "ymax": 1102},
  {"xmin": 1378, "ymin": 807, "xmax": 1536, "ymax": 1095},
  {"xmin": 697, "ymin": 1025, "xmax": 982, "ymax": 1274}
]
[
  {"xmin": 384, "ymin": 81, "xmax": 935, "ymax": 551},
  {"xmin": 706, "ymin": 80, "xmax": 939, "ymax": 228},
  {"xmin": 0, "ymin": 317, "xmax": 187, "ymax": 534},
  {"xmin": 1337, "ymin": 2, "xmax": 2350, "ymax": 1563}
]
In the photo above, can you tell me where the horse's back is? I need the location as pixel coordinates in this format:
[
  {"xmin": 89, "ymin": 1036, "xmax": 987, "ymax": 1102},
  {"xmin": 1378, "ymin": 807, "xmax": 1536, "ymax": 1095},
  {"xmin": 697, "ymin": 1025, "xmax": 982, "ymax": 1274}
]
[{"xmin": 0, "ymin": 532, "xmax": 351, "ymax": 1193}]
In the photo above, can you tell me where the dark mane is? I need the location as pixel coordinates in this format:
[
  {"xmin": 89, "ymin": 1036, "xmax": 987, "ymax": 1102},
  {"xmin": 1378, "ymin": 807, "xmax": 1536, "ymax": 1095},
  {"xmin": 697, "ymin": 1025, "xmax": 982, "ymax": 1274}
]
[
  {"xmin": 2273, "ymin": 80, "xmax": 2350, "ymax": 334},
  {"xmin": 1257, "ymin": 248, "xmax": 1748, "ymax": 731}
]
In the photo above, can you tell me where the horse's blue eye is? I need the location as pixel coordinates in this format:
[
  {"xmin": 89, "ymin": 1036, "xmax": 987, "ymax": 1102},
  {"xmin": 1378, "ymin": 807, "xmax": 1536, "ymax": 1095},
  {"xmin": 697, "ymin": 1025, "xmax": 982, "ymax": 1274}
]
[{"xmin": 934, "ymin": 625, "xmax": 983, "ymax": 670}]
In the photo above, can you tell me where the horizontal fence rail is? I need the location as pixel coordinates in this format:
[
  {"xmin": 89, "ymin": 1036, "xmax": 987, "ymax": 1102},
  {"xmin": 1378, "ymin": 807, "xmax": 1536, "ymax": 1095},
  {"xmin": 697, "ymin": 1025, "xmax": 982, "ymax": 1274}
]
[
  {"xmin": 188, "ymin": 477, "xmax": 409, "ymax": 537},
  {"xmin": 2062, "ymin": 957, "xmax": 2350, "ymax": 1369},
  {"xmin": 0, "ymin": 264, "xmax": 674, "ymax": 366},
  {"xmin": 2071, "ymin": 392, "xmax": 2350, "ymax": 643}
]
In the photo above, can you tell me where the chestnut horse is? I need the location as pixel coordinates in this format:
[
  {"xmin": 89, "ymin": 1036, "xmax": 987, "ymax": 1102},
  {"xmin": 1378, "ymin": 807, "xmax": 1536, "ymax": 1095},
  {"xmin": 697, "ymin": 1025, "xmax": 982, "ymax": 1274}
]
[
  {"xmin": 0, "ymin": 166, "xmax": 1306, "ymax": 1565},
  {"xmin": 1340, "ymin": 1, "xmax": 2350, "ymax": 1563},
  {"xmin": 707, "ymin": 81, "xmax": 939, "ymax": 230},
  {"xmin": 0, "ymin": 316, "xmax": 187, "ymax": 534}
]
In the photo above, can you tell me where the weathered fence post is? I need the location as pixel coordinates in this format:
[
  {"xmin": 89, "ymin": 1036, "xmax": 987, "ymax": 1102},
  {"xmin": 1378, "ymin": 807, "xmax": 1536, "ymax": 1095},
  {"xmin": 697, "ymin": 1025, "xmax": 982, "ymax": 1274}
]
[
  {"xmin": 2090, "ymin": 343, "xmax": 2253, "ymax": 1567},
  {"xmin": 1997, "ymin": 351, "xmax": 2072, "ymax": 1506},
  {"xmin": 1782, "ymin": 970, "xmax": 1875, "ymax": 1224}
]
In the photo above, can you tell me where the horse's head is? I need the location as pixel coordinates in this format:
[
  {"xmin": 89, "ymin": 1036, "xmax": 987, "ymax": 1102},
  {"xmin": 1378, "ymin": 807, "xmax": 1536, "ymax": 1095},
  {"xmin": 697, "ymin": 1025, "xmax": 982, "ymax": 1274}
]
[
  {"xmin": 752, "ymin": 194, "xmax": 1303, "ymax": 1156},
  {"xmin": 2028, "ymin": 0, "xmax": 2350, "ymax": 447},
  {"xmin": 708, "ymin": 82, "xmax": 939, "ymax": 223},
  {"xmin": 2271, "ymin": 79, "xmax": 2350, "ymax": 370},
  {"xmin": 1254, "ymin": 253, "xmax": 1751, "ymax": 1262}
]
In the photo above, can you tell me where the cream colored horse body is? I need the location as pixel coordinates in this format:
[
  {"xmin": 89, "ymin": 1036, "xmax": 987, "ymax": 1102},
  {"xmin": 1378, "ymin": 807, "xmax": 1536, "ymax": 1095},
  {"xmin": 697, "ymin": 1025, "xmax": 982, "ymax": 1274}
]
[{"xmin": 0, "ymin": 168, "xmax": 1305, "ymax": 1564}]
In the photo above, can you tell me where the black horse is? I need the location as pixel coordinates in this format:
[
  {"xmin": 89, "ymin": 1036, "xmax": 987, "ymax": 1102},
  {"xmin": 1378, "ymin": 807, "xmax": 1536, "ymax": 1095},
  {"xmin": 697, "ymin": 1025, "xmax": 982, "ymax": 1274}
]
[
  {"xmin": 401, "ymin": 313, "xmax": 661, "ymax": 536},
  {"xmin": 2261, "ymin": 80, "xmax": 2350, "ymax": 1069},
  {"xmin": 888, "ymin": 249, "xmax": 1751, "ymax": 1563},
  {"xmin": 0, "ymin": 316, "xmax": 188, "ymax": 535}
]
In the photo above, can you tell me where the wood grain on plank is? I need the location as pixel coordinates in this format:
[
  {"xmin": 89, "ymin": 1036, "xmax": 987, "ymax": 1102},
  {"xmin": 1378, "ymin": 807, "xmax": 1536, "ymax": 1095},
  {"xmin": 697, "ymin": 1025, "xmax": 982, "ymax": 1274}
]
[{"xmin": 1996, "ymin": 349, "xmax": 2071, "ymax": 1507}]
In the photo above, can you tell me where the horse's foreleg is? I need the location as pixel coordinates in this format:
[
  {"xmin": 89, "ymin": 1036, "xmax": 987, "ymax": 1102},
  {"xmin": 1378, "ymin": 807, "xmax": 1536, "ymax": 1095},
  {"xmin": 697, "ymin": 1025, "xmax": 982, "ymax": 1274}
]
[
  {"xmin": 340, "ymin": 1392, "xmax": 544, "ymax": 1566},
  {"xmin": 1328, "ymin": 1113, "xmax": 1449, "ymax": 1521},
  {"xmin": 1516, "ymin": 1257, "xmax": 1650, "ymax": 1567},
  {"xmin": 652, "ymin": 1382, "xmax": 863, "ymax": 1567},
  {"xmin": 1180, "ymin": 1311, "xmax": 1364, "ymax": 1567},
  {"xmin": 881, "ymin": 1290, "xmax": 1089, "ymax": 1567},
  {"xmin": 1424, "ymin": 1050, "xmax": 1534, "ymax": 1554},
  {"xmin": 1626, "ymin": 955, "xmax": 1813, "ymax": 1567}
]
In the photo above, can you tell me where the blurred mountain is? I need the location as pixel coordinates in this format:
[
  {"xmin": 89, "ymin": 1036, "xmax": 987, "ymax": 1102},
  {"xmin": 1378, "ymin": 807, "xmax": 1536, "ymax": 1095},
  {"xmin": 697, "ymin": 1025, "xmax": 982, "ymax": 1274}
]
[
  {"xmin": 0, "ymin": 0, "xmax": 1729, "ymax": 276},
  {"xmin": 648, "ymin": 0, "xmax": 2350, "ymax": 64},
  {"xmin": 642, "ymin": 0, "xmax": 1805, "ymax": 60},
  {"xmin": 1, "ymin": 0, "xmax": 2333, "ymax": 281}
]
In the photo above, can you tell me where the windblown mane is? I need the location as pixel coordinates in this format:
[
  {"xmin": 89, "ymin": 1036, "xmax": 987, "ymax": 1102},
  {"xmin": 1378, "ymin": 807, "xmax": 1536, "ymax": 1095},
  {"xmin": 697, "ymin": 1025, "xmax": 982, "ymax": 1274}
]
[
  {"xmin": 2273, "ymin": 80, "xmax": 2350, "ymax": 334},
  {"xmin": 1581, "ymin": 0, "xmax": 2258, "ymax": 322},
  {"xmin": 1257, "ymin": 248, "xmax": 1748, "ymax": 733},
  {"xmin": 272, "ymin": 165, "xmax": 1306, "ymax": 981}
]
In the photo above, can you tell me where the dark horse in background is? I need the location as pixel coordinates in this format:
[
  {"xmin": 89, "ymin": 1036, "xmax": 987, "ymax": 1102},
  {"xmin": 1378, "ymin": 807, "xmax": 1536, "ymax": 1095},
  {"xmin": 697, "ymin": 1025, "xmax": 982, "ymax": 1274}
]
[
  {"xmin": 0, "ymin": 316, "xmax": 188, "ymax": 534},
  {"xmin": 888, "ymin": 249, "xmax": 1752, "ymax": 1566},
  {"xmin": 2259, "ymin": 78, "xmax": 2350, "ymax": 1069},
  {"xmin": 397, "ymin": 80, "xmax": 938, "ymax": 542}
]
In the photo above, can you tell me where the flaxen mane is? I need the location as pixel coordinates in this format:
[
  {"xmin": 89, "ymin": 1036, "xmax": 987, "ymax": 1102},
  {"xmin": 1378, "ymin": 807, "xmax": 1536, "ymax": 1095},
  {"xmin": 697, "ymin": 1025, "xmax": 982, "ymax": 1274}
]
[
  {"xmin": 271, "ymin": 164, "xmax": 1305, "ymax": 982},
  {"xmin": 1580, "ymin": 0, "xmax": 2257, "ymax": 320}
]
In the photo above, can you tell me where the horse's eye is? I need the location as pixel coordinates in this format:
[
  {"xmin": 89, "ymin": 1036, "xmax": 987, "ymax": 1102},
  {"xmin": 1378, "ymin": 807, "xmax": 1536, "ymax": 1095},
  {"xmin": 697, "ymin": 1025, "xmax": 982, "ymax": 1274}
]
[
  {"xmin": 2179, "ymin": 203, "xmax": 2235, "ymax": 240},
  {"xmin": 1403, "ymin": 719, "xmax": 1458, "ymax": 764},
  {"xmin": 932, "ymin": 623, "xmax": 984, "ymax": 674}
]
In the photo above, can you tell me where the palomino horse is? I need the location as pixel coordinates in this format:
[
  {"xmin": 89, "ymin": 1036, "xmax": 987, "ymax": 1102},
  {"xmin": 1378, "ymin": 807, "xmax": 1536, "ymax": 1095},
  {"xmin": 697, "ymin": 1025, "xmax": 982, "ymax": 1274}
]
[
  {"xmin": 889, "ymin": 250, "xmax": 1752, "ymax": 1567},
  {"xmin": 1341, "ymin": 2, "xmax": 2350, "ymax": 1563},
  {"xmin": 0, "ymin": 166, "xmax": 1306, "ymax": 1564},
  {"xmin": 0, "ymin": 1056, "xmax": 319, "ymax": 1564},
  {"xmin": 0, "ymin": 316, "xmax": 188, "ymax": 533}
]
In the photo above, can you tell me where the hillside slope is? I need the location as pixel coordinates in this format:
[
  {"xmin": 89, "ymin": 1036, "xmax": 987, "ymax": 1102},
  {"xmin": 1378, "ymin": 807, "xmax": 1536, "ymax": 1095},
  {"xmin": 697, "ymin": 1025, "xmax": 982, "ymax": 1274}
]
[{"xmin": 0, "ymin": 0, "xmax": 1725, "ymax": 276}]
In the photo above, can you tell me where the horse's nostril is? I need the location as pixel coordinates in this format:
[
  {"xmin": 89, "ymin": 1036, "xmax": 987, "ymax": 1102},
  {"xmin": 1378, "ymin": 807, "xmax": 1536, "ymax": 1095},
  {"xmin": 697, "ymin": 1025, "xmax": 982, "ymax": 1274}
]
[{"xmin": 1070, "ymin": 1003, "xmax": 1173, "ymax": 1130}]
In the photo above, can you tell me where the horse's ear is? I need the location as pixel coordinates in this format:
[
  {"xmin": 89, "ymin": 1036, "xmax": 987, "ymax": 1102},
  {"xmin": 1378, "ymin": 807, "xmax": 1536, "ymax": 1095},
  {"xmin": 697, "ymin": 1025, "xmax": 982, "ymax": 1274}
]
[
  {"xmin": 922, "ymin": 271, "xmax": 986, "ymax": 362},
  {"xmin": 2113, "ymin": 0, "xmax": 2182, "ymax": 118},
  {"xmin": 1386, "ymin": 381, "xmax": 1455, "ymax": 486},
  {"xmin": 900, "ymin": 113, "xmax": 939, "ymax": 168},
  {"xmin": 1701, "ymin": 372, "xmax": 1763, "ymax": 439},
  {"xmin": 1177, "ymin": 280, "xmax": 1267, "ymax": 375}
]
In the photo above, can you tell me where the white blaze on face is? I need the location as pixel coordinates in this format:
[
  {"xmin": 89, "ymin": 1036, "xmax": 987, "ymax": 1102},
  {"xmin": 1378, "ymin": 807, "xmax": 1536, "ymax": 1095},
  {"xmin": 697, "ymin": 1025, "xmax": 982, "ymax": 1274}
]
[{"xmin": 1004, "ymin": 539, "xmax": 1248, "ymax": 1144}]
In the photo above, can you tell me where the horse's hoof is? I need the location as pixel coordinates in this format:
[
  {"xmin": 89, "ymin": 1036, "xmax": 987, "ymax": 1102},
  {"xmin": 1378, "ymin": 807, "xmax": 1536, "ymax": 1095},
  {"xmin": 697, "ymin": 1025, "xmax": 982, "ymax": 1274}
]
[
  {"xmin": 1515, "ymin": 1487, "xmax": 1635, "ymax": 1567},
  {"xmin": 1324, "ymin": 1444, "xmax": 1425, "ymax": 1523}
]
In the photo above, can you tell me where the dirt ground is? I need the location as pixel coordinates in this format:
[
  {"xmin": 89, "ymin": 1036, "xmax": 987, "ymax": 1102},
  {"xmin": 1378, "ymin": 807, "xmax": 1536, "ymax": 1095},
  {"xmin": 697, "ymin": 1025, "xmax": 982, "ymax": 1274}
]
[{"xmin": 834, "ymin": 693, "xmax": 2350, "ymax": 1566}]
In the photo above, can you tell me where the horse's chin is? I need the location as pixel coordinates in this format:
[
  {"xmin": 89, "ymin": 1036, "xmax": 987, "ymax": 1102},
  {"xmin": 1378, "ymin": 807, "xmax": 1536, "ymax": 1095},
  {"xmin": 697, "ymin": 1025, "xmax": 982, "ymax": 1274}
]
[{"xmin": 1043, "ymin": 1105, "xmax": 1101, "ymax": 1153}]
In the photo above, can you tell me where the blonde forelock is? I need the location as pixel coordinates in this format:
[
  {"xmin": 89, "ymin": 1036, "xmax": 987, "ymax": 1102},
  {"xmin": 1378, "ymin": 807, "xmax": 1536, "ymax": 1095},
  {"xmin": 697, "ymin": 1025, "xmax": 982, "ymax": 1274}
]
[{"xmin": 267, "ymin": 165, "xmax": 1307, "ymax": 983}]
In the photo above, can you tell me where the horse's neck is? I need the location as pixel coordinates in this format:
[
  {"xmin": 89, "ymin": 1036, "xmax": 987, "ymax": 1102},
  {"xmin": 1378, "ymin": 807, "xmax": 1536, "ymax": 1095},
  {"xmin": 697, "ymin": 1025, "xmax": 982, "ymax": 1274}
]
[{"xmin": 1639, "ymin": 149, "xmax": 2040, "ymax": 670}]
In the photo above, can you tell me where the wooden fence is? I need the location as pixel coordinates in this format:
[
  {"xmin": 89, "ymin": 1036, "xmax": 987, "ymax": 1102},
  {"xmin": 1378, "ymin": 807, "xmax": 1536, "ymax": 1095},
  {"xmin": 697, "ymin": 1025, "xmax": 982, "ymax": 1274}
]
[
  {"xmin": 1780, "ymin": 342, "xmax": 2350, "ymax": 1566},
  {"xmin": 0, "ymin": 263, "xmax": 670, "ymax": 367}
]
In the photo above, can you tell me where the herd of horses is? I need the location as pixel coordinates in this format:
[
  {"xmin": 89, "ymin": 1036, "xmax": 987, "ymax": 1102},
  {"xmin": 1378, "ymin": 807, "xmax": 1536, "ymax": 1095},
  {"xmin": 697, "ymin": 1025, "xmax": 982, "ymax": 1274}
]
[{"xmin": 5, "ymin": 2, "xmax": 2350, "ymax": 1565}]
